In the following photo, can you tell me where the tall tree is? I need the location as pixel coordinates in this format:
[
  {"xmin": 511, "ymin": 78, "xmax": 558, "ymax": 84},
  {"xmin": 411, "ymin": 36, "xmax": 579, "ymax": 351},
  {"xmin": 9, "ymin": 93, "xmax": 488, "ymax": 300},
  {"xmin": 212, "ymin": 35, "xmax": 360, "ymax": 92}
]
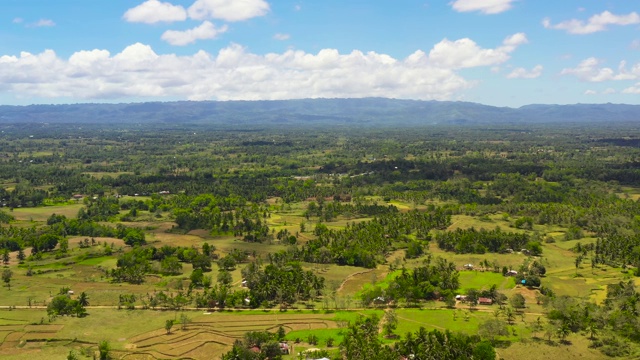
[{"xmin": 2, "ymin": 269, "xmax": 12, "ymax": 290}]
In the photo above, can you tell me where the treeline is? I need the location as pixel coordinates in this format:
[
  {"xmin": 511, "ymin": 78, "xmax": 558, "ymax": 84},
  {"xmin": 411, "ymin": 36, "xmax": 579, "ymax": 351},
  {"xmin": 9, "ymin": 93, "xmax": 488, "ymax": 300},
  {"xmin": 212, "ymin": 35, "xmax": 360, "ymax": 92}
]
[
  {"xmin": 242, "ymin": 260, "xmax": 325, "ymax": 307},
  {"xmin": 594, "ymin": 230, "xmax": 640, "ymax": 270},
  {"xmin": 303, "ymin": 200, "xmax": 398, "ymax": 221},
  {"xmin": 109, "ymin": 245, "xmax": 213, "ymax": 284},
  {"xmin": 435, "ymin": 227, "xmax": 537, "ymax": 255},
  {"xmin": 170, "ymin": 194, "xmax": 270, "ymax": 241},
  {"xmin": 0, "ymin": 214, "xmax": 146, "ymax": 252},
  {"xmin": 363, "ymin": 256, "xmax": 459, "ymax": 305},
  {"xmin": 340, "ymin": 315, "xmax": 496, "ymax": 360},
  {"xmin": 295, "ymin": 209, "xmax": 450, "ymax": 268}
]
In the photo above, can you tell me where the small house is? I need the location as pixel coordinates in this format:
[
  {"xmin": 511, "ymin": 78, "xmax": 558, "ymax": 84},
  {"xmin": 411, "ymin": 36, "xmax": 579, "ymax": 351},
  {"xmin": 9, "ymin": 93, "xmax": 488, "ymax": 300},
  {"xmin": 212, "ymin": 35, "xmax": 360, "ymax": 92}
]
[
  {"xmin": 455, "ymin": 295, "xmax": 467, "ymax": 302},
  {"xmin": 373, "ymin": 296, "xmax": 387, "ymax": 305},
  {"xmin": 506, "ymin": 270, "xmax": 518, "ymax": 277},
  {"xmin": 478, "ymin": 297, "xmax": 493, "ymax": 305},
  {"xmin": 463, "ymin": 264, "xmax": 474, "ymax": 270}
]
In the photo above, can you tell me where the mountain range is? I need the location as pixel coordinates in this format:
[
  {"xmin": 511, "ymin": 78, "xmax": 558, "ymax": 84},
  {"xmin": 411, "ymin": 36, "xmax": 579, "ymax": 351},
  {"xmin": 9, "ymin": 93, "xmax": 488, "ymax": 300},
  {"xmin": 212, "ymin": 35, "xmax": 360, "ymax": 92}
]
[{"xmin": 1, "ymin": 98, "xmax": 639, "ymax": 126}]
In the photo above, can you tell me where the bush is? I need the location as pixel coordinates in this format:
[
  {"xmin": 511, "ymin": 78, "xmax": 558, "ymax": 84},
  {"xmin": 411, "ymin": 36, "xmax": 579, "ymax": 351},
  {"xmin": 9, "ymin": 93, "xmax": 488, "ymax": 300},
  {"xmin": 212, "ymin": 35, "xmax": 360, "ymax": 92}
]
[{"xmin": 600, "ymin": 337, "xmax": 630, "ymax": 357}]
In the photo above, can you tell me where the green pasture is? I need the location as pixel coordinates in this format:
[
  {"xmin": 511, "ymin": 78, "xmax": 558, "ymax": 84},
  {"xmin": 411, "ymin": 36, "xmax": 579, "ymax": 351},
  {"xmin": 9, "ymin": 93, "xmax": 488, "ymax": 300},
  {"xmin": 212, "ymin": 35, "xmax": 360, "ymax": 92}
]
[
  {"xmin": 459, "ymin": 271, "xmax": 515, "ymax": 291},
  {"xmin": 9, "ymin": 203, "xmax": 84, "ymax": 222},
  {"xmin": 395, "ymin": 308, "xmax": 494, "ymax": 334}
]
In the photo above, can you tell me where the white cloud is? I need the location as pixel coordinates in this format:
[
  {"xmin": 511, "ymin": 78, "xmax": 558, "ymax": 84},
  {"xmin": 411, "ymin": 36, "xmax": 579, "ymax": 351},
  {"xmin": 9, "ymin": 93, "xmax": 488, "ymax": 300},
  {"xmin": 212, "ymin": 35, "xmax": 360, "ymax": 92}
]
[
  {"xmin": 543, "ymin": 11, "xmax": 640, "ymax": 34},
  {"xmin": 425, "ymin": 33, "xmax": 527, "ymax": 69},
  {"xmin": 507, "ymin": 65, "xmax": 543, "ymax": 79},
  {"xmin": 0, "ymin": 35, "xmax": 526, "ymax": 102},
  {"xmin": 161, "ymin": 21, "xmax": 228, "ymax": 46},
  {"xmin": 123, "ymin": 0, "xmax": 187, "ymax": 24},
  {"xmin": 450, "ymin": 0, "xmax": 514, "ymax": 14},
  {"xmin": 631, "ymin": 40, "xmax": 640, "ymax": 50},
  {"xmin": 584, "ymin": 90, "xmax": 597, "ymax": 95},
  {"xmin": 623, "ymin": 83, "xmax": 640, "ymax": 94},
  {"xmin": 561, "ymin": 57, "xmax": 640, "ymax": 82},
  {"xmin": 273, "ymin": 33, "xmax": 290, "ymax": 41},
  {"xmin": 29, "ymin": 19, "xmax": 55, "ymax": 27},
  {"xmin": 603, "ymin": 88, "xmax": 616, "ymax": 94},
  {"xmin": 188, "ymin": 0, "xmax": 269, "ymax": 22},
  {"xmin": 12, "ymin": 18, "xmax": 23, "ymax": 24}
]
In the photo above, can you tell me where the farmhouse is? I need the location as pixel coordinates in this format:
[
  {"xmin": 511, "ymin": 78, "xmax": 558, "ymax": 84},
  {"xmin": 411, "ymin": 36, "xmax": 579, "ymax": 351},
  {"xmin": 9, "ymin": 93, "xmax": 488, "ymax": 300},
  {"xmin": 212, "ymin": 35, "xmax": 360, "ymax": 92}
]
[
  {"xmin": 506, "ymin": 270, "xmax": 518, "ymax": 276},
  {"xmin": 463, "ymin": 263, "xmax": 474, "ymax": 270},
  {"xmin": 478, "ymin": 297, "xmax": 493, "ymax": 305}
]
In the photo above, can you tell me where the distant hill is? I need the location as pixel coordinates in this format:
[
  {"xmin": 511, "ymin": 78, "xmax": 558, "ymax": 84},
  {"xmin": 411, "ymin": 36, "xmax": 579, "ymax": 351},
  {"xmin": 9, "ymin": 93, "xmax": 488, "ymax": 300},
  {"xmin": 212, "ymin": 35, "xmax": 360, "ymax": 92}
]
[{"xmin": 0, "ymin": 98, "xmax": 639, "ymax": 126}]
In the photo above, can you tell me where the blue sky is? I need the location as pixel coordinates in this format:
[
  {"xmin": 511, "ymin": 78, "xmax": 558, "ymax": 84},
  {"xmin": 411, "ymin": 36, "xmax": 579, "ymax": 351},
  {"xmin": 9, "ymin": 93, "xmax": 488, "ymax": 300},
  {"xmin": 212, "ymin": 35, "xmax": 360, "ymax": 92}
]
[{"xmin": 0, "ymin": 0, "xmax": 639, "ymax": 107}]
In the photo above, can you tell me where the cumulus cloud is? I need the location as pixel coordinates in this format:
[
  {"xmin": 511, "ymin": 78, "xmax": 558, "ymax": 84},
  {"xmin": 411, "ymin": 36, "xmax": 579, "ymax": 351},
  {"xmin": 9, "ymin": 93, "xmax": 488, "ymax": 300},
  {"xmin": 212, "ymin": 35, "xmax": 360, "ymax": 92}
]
[
  {"xmin": 0, "ymin": 34, "xmax": 527, "ymax": 101},
  {"xmin": 543, "ymin": 11, "xmax": 640, "ymax": 34},
  {"xmin": 12, "ymin": 18, "xmax": 23, "ymax": 24},
  {"xmin": 507, "ymin": 65, "xmax": 543, "ymax": 79},
  {"xmin": 561, "ymin": 58, "xmax": 640, "ymax": 82},
  {"xmin": 273, "ymin": 33, "xmax": 290, "ymax": 41},
  {"xmin": 450, "ymin": 0, "xmax": 514, "ymax": 14},
  {"xmin": 603, "ymin": 88, "xmax": 616, "ymax": 94},
  {"xmin": 584, "ymin": 90, "xmax": 597, "ymax": 95},
  {"xmin": 124, "ymin": 0, "xmax": 187, "ymax": 24},
  {"xmin": 161, "ymin": 21, "xmax": 228, "ymax": 45},
  {"xmin": 188, "ymin": 0, "xmax": 269, "ymax": 22},
  {"xmin": 424, "ymin": 33, "xmax": 526, "ymax": 69}
]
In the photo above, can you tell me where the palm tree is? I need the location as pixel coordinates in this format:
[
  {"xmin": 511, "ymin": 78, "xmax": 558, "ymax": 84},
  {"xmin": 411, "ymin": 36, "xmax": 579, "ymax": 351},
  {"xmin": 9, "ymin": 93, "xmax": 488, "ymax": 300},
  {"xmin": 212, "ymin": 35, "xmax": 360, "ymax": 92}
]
[
  {"xmin": 504, "ymin": 307, "xmax": 515, "ymax": 325},
  {"xmin": 78, "ymin": 292, "xmax": 89, "ymax": 307}
]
